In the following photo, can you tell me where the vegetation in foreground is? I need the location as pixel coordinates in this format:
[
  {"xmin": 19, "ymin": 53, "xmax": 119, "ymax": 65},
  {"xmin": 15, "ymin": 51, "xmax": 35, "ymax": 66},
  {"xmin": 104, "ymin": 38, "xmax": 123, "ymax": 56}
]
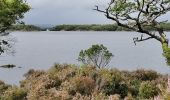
[{"xmin": 0, "ymin": 64, "xmax": 170, "ymax": 100}]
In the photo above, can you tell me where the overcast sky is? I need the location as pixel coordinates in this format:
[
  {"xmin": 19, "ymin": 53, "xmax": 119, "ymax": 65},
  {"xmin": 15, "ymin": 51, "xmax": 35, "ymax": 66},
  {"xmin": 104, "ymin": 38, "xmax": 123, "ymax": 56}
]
[
  {"xmin": 23, "ymin": 0, "xmax": 170, "ymax": 25},
  {"xmin": 23, "ymin": 0, "xmax": 112, "ymax": 25}
]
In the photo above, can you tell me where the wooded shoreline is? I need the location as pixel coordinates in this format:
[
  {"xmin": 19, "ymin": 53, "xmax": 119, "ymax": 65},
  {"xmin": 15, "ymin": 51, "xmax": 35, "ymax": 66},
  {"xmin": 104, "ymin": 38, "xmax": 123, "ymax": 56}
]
[{"xmin": 11, "ymin": 23, "xmax": 170, "ymax": 32}]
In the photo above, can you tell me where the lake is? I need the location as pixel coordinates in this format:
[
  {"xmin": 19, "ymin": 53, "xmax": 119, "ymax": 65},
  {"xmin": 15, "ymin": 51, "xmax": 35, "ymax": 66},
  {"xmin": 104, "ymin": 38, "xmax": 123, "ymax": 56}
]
[{"xmin": 0, "ymin": 31, "xmax": 170, "ymax": 85}]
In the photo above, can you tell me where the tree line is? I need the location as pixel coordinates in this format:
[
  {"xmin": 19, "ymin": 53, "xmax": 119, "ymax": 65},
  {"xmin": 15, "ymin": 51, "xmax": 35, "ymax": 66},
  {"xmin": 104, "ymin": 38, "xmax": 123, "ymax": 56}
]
[
  {"xmin": 9, "ymin": 23, "xmax": 170, "ymax": 32},
  {"xmin": 10, "ymin": 25, "xmax": 43, "ymax": 31},
  {"xmin": 52, "ymin": 23, "xmax": 170, "ymax": 31}
]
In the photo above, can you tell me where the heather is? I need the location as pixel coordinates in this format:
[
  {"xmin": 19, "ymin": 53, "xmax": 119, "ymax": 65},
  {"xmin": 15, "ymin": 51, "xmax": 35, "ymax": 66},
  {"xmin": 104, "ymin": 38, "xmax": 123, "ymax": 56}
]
[{"xmin": 0, "ymin": 64, "xmax": 170, "ymax": 100}]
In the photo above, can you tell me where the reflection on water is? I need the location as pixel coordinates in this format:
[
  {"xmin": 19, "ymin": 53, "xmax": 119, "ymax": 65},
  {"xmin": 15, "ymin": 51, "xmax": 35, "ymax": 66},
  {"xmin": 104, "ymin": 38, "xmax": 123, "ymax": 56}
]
[{"xmin": 0, "ymin": 31, "xmax": 170, "ymax": 85}]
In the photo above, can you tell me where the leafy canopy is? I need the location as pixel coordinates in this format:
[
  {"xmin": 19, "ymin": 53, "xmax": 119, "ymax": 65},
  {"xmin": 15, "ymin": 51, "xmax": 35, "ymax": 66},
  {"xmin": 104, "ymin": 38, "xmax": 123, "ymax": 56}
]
[
  {"xmin": 0, "ymin": 0, "xmax": 30, "ymax": 55},
  {"xmin": 0, "ymin": 0, "xmax": 30, "ymax": 33}
]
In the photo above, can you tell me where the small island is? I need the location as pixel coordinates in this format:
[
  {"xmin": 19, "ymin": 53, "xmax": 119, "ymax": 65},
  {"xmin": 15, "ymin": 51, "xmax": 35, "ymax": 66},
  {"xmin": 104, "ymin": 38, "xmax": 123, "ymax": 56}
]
[{"xmin": 0, "ymin": 64, "xmax": 16, "ymax": 68}]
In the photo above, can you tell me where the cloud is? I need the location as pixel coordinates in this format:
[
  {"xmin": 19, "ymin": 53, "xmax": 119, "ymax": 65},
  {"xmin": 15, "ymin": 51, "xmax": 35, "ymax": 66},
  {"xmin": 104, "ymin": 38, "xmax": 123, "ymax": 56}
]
[{"xmin": 23, "ymin": 0, "xmax": 111, "ymax": 25}]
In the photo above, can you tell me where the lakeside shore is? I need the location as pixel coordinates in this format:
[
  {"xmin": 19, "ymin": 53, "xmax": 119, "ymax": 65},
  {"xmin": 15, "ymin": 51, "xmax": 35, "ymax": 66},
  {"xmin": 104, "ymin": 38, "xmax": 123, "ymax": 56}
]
[{"xmin": 10, "ymin": 23, "xmax": 170, "ymax": 32}]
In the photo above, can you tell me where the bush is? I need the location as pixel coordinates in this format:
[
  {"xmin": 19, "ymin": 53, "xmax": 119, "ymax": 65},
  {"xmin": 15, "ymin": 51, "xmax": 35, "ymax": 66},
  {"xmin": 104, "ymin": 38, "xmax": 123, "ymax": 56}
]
[
  {"xmin": 132, "ymin": 69, "xmax": 159, "ymax": 81},
  {"xmin": 1, "ymin": 64, "xmax": 168, "ymax": 99},
  {"xmin": 139, "ymin": 81, "xmax": 159, "ymax": 99},
  {"xmin": 79, "ymin": 65, "xmax": 97, "ymax": 79},
  {"xmin": 97, "ymin": 69, "xmax": 128, "ymax": 98},
  {"xmin": 2, "ymin": 86, "xmax": 27, "ymax": 100},
  {"xmin": 0, "ymin": 80, "xmax": 10, "ymax": 96},
  {"xmin": 128, "ymin": 79, "xmax": 141, "ymax": 97},
  {"xmin": 68, "ymin": 76, "xmax": 95, "ymax": 95}
]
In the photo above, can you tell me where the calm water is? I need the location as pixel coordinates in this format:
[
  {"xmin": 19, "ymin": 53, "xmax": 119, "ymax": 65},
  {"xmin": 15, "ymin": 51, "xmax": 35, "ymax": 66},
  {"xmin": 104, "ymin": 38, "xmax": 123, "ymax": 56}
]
[{"xmin": 0, "ymin": 31, "xmax": 170, "ymax": 85}]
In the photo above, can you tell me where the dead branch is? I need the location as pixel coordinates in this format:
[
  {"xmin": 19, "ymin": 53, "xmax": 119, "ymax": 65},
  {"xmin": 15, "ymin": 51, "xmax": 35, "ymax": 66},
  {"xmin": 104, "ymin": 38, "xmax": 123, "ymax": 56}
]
[{"xmin": 133, "ymin": 34, "xmax": 153, "ymax": 45}]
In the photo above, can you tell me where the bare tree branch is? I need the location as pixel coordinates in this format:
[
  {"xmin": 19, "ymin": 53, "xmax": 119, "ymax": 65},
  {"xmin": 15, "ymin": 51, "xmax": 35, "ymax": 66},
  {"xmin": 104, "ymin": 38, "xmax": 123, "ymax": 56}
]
[{"xmin": 133, "ymin": 34, "xmax": 153, "ymax": 45}]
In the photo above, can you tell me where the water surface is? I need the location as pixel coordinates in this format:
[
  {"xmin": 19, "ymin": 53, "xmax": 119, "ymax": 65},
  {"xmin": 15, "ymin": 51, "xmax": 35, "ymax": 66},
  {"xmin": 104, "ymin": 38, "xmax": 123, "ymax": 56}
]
[{"xmin": 0, "ymin": 31, "xmax": 170, "ymax": 84}]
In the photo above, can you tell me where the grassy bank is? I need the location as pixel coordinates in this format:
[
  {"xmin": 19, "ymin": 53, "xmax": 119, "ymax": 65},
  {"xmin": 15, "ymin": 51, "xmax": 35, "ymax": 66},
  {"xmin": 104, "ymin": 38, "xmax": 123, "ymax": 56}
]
[{"xmin": 0, "ymin": 64, "xmax": 169, "ymax": 100}]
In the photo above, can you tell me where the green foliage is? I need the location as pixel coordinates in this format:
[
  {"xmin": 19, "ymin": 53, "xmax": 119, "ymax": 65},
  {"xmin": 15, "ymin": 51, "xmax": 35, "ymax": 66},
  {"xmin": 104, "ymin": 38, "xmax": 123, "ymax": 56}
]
[
  {"xmin": 78, "ymin": 65, "xmax": 97, "ymax": 79},
  {"xmin": 52, "ymin": 23, "xmax": 170, "ymax": 31},
  {"xmin": 100, "ymin": 69, "xmax": 128, "ymax": 98},
  {"xmin": 52, "ymin": 24, "xmax": 118, "ymax": 31},
  {"xmin": 132, "ymin": 69, "xmax": 159, "ymax": 81},
  {"xmin": 0, "ymin": 0, "xmax": 30, "ymax": 55},
  {"xmin": 10, "ymin": 24, "xmax": 42, "ymax": 31},
  {"xmin": 111, "ymin": 0, "xmax": 136, "ymax": 14},
  {"xmin": 78, "ymin": 44, "xmax": 113, "ymax": 68},
  {"xmin": 128, "ymin": 79, "xmax": 141, "ymax": 97},
  {"xmin": 102, "ymin": 0, "xmax": 170, "ymax": 67},
  {"xmin": 139, "ymin": 81, "xmax": 159, "ymax": 99},
  {"xmin": 0, "ymin": 0, "xmax": 30, "ymax": 33},
  {"xmin": 1, "ymin": 86, "xmax": 27, "ymax": 100},
  {"xmin": 162, "ymin": 43, "xmax": 170, "ymax": 66},
  {"xmin": 0, "ymin": 80, "xmax": 10, "ymax": 96}
]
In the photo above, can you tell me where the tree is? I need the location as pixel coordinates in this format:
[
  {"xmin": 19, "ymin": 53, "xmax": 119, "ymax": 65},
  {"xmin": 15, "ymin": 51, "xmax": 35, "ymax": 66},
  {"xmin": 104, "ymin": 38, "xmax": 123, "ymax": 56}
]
[
  {"xmin": 0, "ymin": 0, "xmax": 30, "ymax": 54},
  {"xmin": 94, "ymin": 0, "xmax": 170, "ymax": 65},
  {"xmin": 78, "ymin": 44, "xmax": 113, "ymax": 69}
]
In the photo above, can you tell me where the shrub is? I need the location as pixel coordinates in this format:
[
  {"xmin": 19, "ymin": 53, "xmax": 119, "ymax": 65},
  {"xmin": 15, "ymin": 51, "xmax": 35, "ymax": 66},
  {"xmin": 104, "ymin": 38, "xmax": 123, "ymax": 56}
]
[
  {"xmin": 2, "ymin": 86, "xmax": 27, "ymax": 100},
  {"xmin": 98, "ymin": 69, "xmax": 128, "ymax": 98},
  {"xmin": 139, "ymin": 81, "xmax": 159, "ymax": 99},
  {"xmin": 103, "ymin": 82, "xmax": 128, "ymax": 98},
  {"xmin": 79, "ymin": 65, "xmax": 98, "ymax": 79},
  {"xmin": 132, "ymin": 69, "xmax": 159, "ymax": 81},
  {"xmin": 2, "ymin": 64, "xmax": 168, "ymax": 99},
  {"xmin": 78, "ymin": 44, "xmax": 113, "ymax": 69},
  {"xmin": 48, "ymin": 75, "xmax": 62, "ymax": 88},
  {"xmin": 128, "ymin": 79, "xmax": 141, "ymax": 97},
  {"xmin": 50, "ymin": 64, "xmax": 77, "ymax": 81},
  {"xmin": 69, "ymin": 76, "xmax": 95, "ymax": 95},
  {"xmin": 0, "ymin": 80, "xmax": 10, "ymax": 96}
]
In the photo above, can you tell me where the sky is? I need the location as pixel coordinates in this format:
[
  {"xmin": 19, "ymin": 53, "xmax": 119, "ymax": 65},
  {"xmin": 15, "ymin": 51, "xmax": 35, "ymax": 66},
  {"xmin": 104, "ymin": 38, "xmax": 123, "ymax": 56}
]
[
  {"xmin": 23, "ymin": 0, "xmax": 112, "ymax": 25},
  {"xmin": 23, "ymin": 0, "xmax": 170, "ymax": 25}
]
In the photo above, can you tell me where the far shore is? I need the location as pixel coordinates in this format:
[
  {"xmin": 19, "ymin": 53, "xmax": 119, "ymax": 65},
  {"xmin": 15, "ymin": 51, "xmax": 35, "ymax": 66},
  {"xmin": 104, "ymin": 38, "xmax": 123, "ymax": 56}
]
[{"xmin": 10, "ymin": 23, "xmax": 170, "ymax": 32}]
